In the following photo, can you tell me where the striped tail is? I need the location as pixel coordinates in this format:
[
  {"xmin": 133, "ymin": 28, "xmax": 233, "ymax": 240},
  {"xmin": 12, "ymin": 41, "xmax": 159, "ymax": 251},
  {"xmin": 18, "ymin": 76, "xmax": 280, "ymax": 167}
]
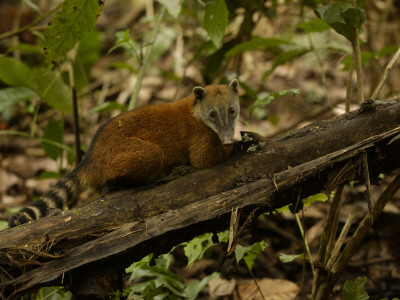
[{"xmin": 9, "ymin": 171, "xmax": 82, "ymax": 227}]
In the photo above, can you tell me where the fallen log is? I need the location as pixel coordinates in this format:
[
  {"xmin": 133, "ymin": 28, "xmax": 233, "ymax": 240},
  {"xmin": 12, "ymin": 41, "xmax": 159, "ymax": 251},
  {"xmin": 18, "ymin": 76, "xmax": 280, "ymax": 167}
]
[{"xmin": 1, "ymin": 98, "xmax": 400, "ymax": 298}]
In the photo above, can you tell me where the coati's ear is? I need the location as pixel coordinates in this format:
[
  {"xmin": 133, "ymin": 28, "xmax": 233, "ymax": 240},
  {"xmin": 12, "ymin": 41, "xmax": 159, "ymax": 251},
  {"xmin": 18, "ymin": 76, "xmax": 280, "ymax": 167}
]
[
  {"xmin": 229, "ymin": 79, "xmax": 239, "ymax": 94},
  {"xmin": 193, "ymin": 86, "xmax": 207, "ymax": 102}
]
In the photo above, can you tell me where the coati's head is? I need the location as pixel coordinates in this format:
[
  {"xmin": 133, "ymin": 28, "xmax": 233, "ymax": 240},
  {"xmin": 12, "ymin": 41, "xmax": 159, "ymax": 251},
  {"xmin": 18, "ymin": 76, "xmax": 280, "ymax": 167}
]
[{"xmin": 193, "ymin": 79, "xmax": 240, "ymax": 145}]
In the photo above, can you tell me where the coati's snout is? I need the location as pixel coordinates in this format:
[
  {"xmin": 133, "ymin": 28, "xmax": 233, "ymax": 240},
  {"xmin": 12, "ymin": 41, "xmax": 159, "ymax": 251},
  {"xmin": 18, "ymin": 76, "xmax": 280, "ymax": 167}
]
[
  {"xmin": 216, "ymin": 125, "xmax": 235, "ymax": 145},
  {"xmin": 193, "ymin": 79, "xmax": 240, "ymax": 145}
]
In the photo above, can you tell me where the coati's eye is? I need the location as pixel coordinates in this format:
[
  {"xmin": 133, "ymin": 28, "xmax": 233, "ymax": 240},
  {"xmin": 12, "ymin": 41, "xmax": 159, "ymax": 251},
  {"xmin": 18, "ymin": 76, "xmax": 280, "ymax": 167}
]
[
  {"xmin": 209, "ymin": 110, "xmax": 216, "ymax": 119},
  {"xmin": 229, "ymin": 107, "xmax": 236, "ymax": 115}
]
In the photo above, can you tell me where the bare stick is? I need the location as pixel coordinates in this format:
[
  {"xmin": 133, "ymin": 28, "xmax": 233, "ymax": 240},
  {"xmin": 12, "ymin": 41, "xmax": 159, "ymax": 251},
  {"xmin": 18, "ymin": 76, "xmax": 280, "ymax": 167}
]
[
  {"xmin": 128, "ymin": 6, "xmax": 166, "ymax": 110},
  {"xmin": 325, "ymin": 184, "xmax": 344, "ymax": 263},
  {"xmin": 295, "ymin": 213, "xmax": 315, "ymax": 276},
  {"xmin": 345, "ymin": 57, "xmax": 354, "ymax": 112},
  {"xmin": 315, "ymin": 171, "xmax": 400, "ymax": 299},
  {"xmin": 370, "ymin": 47, "xmax": 400, "ymax": 99},
  {"xmin": 0, "ymin": 4, "xmax": 61, "ymax": 41},
  {"xmin": 362, "ymin": 151, "xmax": 373, "ymax": 216},
  {"xmin": 326, "ymin": 214, "xmax": 353, "ymax": 269},
  {"xmin": 351, "ymin": 0, "xmax": 365, "ymax": 104},
  {"xmin": 311, "ymin": 184, "xmax": 343, "ymax": 299}
]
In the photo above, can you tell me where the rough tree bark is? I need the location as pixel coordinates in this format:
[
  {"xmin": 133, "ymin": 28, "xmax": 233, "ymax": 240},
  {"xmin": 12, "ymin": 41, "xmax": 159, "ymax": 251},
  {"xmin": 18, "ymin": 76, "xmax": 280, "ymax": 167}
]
[{"xmin": 1, "ymin": 98, "xmax": 400, "ymax": 298}]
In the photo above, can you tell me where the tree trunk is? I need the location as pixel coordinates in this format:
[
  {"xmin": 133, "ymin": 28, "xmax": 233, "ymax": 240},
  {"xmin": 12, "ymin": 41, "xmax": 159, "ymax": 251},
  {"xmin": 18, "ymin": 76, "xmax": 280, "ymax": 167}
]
[{"xmin": 1, "ymin": 98, "xmax": 400, "ymax": 298}]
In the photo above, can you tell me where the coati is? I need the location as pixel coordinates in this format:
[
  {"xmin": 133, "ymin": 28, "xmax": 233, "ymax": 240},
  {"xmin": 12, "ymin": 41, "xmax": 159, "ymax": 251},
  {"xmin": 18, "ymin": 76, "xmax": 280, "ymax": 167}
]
[{"xmin": 9, "ymin": 79, "xmax": 240, "ymax": 227}]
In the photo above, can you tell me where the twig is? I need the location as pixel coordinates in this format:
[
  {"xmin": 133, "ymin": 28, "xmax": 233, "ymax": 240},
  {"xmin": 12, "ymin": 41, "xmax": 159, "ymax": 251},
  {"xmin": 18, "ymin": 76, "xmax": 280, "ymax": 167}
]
[
  {"xmin": 370, "ymin": 47, "xmax": 400, "ymax": 99},
  {"xmin": 295, "ymin": 213, "xmax": 315, "ymax": 277},
  {"xmin": 128, "ymin": 6, "xmax": 166, "ymax": 110},
  {"xmin": 68, "ymin": 49, "xmax": 82, "ymax": 164},
  {"xmin": 362, "ymin": 151, "xmax": 373, "ymax": 216},
  {"xmin": 0, "ymin": 3, "xmax": 61, "ymax": 41},
  {"xmin": 11, "ymin": 0, "xmax": 23, "ymax": 60},
  {"xmin": 250, "ymin": 269, "xmax": 266, "ymax": 300},
  {"xmin": 345, "ymin": 56, "xmax": 354, "ymax": 112},
  {"xmin": 325, "ymin": 184, "xmax": 344, "ymax": 264},
  {"xmin": 326, "ymin": 214, "xmax": 353, "ymax": 269},
  {"xmin": 311, "ymin": 184, "xmax": 344, "ymax": 299},
  {"xmin": 351, "ymin": 0, "xmax": 365, "ymax": 104},
  {"xmin": 315, "ymin": 171, "xmax": 400, "ymax": 299},
  {"xmin": 227, "ymin": 207, "xmax": 240, "ymax": 252}
]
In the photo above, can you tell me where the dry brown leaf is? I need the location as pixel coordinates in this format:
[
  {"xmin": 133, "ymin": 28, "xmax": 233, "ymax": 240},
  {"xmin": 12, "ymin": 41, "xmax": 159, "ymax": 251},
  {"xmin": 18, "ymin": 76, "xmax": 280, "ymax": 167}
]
[
  {"xmin": 236, "ymin": 278, "xmax": 299, "ymax": 300},
  {"xmin": 208, "ymin": 277, "xmax": 236, "ymax": 299}
]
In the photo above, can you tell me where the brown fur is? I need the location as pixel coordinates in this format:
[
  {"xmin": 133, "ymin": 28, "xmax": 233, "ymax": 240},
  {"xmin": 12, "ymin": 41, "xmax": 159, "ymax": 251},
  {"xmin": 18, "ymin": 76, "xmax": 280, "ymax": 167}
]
[{"xmin": 82, "ymin": 85, "xmax": 236, "ymax": 190}]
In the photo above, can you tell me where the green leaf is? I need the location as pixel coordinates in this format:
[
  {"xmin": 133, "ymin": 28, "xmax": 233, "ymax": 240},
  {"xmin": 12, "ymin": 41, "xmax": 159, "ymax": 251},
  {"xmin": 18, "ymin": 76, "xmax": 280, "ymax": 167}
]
[
  {"xmin": 217, "ymin": 230, "xmax": 229, "ymax": 243},
  {"xmin": 74, "ymin": 30, "xmax": 102, "ymax": 90},
  {"xmin": 37, "ymin": 171, "xmax": 61, "ymax": 180},
  {"xmin": 235, "ymin": 240, "xmax": 268, "ymax": 271},
  {"xmin": 108, "ymin": 29, "xmax": 138, "ymax": 54},
  {"xmin": 279, "ymin": 253, "xmax": 309, "ymax": 263},
  {"xmin": 129, "ymin": 265, "xmax": 186, "ymax": 298},
  {"xmin": 342, "ymin": 7, "xmax": 365, "ymax": 29},
  {"xmin": 185, "ymin": 272, "xmax": 220, "ymax": 300},
  {"xmin": 31, "ymin": 286, "xmax": 73, "ymax": 300},
  {"xmin": 315, "ymin": 3, "xmax": 365, "ymax": 41},
  {"xmin": 126, "ymin": 253, "xmax": 153, "ymax": 278},
  {"xmin": 37, "ymin": 286, "xmax": 73, "ymax": 300},
  {"xmin": 303, "ymin": 193, "xmax": 328, "ymax": 207},
  {"xmin": 0, "ymin": 57, "xmax": 35, "ymax": 88},
  {"xmin": 6, "ymin": 43, "xmax": 43, "ymax": 55},
  {"xmin": 41, "ymin": 118, "xmax": 64, "ymax": 161},
  {"xmin": 341, "ymin": 276, "xmax": 369, "ymax": 300},
  {"xmin": 298, "ymin": 19, "xmax": 330, "ymax": 33},
  {"xmin": 304, "ymin": 0, "xmax": 319, "ymax": 9},
  {"xmin": 341, "ymin": 51, "xmax": 374, "ymax": 70},
  {"xmin": 184, "ymin": 233, "xmax": 215, "ymax": 269},
  {"xmin": 156, "ymin": 0, "xmax": 181, "ymax": 18},
  {"xmin": 155, "ymin": 253, "xmax": 174, "ymax": 271},
  {"xmin": 274, "ymin": 204, "xmax": 290, "ymax": 214},
  {"xmin": 376, "ymin": 45, "xmax": 400, "ymax": 59},
  {"xmin": 43, "ymin": 0, "xmax": 104, "ymax": 66},
  {"xmin": 32, "ymin": 68, "xmax": 72, "ymax": 113},
  {"xmin": 203, "ymin": 0, "xmax": 228, "ymax": 47},
  {"xmin": 262, "ymin": 49, "xmax": 308, "ymax": 80},
  {"xmin": 0, "ymin": 87, "xmax": 38, "ymax": 112},
  {"xmin": 225, "ymin": 37, "xmax": 287, "ymax": 57},
  {"xmin": 89, "ymin": 101, "xmax": 128, "ymax": 114},
  {"xmin": 250, "ymin": 88, "xmax": 300, "ymax": 117}
]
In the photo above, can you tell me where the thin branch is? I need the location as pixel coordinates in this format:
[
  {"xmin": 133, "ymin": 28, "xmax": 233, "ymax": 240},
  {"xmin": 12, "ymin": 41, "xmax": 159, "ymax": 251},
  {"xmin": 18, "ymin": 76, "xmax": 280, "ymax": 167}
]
[
  {"xmin": 0, "ymin": 4, "xmax": 61, "ymax": 41},
  {"xmin": 316, "ymin": 171, "xmax": 400, "ymax": 299},
  {"xmin": 295, "ymin": 213, "xmax": 315, "ymax": 277},
  {"xmin": 362, "ymin": 151, "xmax": 373, "ymax": 216},
  {"xmin": 345, "ymin": 56, "xmax": 354, "ymax": 112},
  {"xmin": 351, "ymin": 0, "xmax": 365, "ymax": 104},
  {"xmin": 311, "ymin": 184, "xmax": 344, "ymax": 299},
  {"xmin": 68, "ymin": 49, "xmax": 82, "ymax": 164},
  {"xmin": 326, "ymin": 214, "xmax": 353, "ymax": 269},
  {"xmin": 370, "ymin": 47, "xmax": 400, "ymax": 99},
  {"xmin": 325, "ymin": 184, "xmax": 344, "ymax": 263},
  {"xmin": 128, "ymin": 6, "xmax": 166, "ymax": 110}
]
